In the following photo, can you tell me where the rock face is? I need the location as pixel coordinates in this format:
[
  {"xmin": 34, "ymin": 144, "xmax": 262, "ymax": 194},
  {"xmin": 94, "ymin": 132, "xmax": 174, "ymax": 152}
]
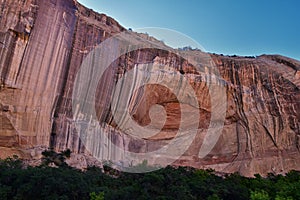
[{"xmin": 0, "ymin": 0, "xmax": 299, "ymax": 176}]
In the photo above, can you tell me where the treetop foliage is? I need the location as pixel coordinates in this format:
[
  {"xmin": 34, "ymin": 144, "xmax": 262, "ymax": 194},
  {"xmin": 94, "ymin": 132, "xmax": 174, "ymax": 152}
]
[{"xmin": 1, "ymin": 153, "xmax": 300, "ymax": 200}]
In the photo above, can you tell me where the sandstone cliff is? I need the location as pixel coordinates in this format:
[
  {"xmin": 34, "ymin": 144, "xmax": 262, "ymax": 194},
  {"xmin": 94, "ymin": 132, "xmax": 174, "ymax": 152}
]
[{"xmin": 0, "ymin": 0, "xmax": 299, "ymax": 176}]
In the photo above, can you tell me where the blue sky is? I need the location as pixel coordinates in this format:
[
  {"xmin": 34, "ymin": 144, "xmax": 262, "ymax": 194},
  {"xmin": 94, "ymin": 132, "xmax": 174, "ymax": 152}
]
[{"xmin": 78, "ymin": 0, "xmax": 300, "ymax": 60}]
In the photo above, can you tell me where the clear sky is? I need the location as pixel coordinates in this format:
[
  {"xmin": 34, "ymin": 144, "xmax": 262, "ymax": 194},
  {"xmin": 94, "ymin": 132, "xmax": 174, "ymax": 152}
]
[{"xmin": 77, "ymin": 0, "xmax": 300, "ymax": 61}]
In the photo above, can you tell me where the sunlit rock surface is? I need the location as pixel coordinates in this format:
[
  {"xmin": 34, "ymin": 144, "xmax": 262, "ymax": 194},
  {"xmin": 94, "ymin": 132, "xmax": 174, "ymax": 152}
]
[{"xmin": 0, "ymin": 0, "xmax": 299, "ymax": 176}]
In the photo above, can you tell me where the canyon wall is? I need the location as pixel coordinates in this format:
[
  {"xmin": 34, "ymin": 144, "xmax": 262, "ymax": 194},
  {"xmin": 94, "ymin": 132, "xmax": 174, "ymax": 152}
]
[{"xmin": 0, "ymin": 0, "xmax": 299, "ymax": 176}]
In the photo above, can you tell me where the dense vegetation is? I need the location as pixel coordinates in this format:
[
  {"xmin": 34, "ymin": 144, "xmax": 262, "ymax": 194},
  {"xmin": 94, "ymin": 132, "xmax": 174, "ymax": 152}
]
[{"xmin": 1, "ymin": 153, "xmax": 300, "ymax": 200}]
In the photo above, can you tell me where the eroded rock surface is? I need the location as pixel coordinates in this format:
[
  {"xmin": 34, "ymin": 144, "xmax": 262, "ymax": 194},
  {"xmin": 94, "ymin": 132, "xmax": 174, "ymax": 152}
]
[{"xmin": 0, "ymin": 0, "xmax": 299, "ymax": 176}]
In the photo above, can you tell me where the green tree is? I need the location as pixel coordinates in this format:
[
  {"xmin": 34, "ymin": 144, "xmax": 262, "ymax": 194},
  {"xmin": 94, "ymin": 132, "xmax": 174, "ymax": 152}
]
[
  {"xmin": 90, "ymin": 192, "xmax": 105, "ymax": 200},
  {"xmin": 275, "ymin": 196, "xmax": 293, "ymax": 200},
  {"xmin": 207, "ymin": 194, "xmax": 220, "ymax": 200},
  {"xmin": 250, "ymin": 190, "xmax": 270, "ymax": 200},
  {"xmin": 41, "ymin": 148, "xmax": 71, "ymax": 167}
]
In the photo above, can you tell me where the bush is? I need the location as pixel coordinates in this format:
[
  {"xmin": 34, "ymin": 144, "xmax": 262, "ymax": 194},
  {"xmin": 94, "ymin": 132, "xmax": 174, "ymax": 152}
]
[
  {"xmin": 1, "ymin": 156, "xmax": 300, "ymax": 199},
  {"xmin": 250, "ymin": 190, "xmax": 270, "ymax": 200}
]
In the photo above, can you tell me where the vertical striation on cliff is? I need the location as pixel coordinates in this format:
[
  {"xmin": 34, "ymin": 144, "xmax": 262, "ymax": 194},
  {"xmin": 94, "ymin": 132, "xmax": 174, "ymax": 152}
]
[{"xmin": 0, "ymin": 0, "xmax": 79, "ymax": 153}]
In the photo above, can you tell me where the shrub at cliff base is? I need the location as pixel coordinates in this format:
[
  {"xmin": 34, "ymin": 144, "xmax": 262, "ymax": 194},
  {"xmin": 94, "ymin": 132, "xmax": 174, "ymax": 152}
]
[{"xmin": 0, "ymin": 155, "xmax": 300, "ymax": 199}]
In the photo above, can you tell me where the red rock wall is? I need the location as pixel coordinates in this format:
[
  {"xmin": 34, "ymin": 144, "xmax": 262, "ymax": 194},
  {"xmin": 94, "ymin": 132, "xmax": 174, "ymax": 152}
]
[{"xmin": 0, "ymin": 0, "xmax": 299, "ymax": 176}]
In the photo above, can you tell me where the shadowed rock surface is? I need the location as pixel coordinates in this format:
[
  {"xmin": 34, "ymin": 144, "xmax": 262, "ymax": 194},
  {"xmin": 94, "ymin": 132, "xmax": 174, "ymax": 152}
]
[{"xmin": 0, "ymin": 0, "xmax": 299, "ymax": 176}]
